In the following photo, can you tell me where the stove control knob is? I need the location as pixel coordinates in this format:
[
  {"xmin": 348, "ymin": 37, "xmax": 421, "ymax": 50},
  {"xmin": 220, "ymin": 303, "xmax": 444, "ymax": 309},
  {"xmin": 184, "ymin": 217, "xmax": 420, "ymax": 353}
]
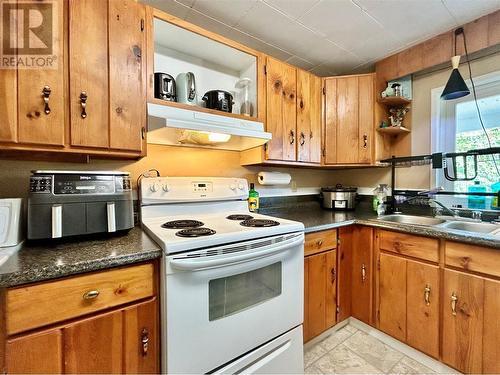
[
  {"xmin": 238, "ymin": 183, "xmax": 244, "ymax": 190},
  {"xmin": 149, "ymin": 182, "xmax": 160, "ymax": 193},
  {"xmin": 230, "ymin": 184, "xmax": 236, "ymax": 191},
  {"xmin": 162, "ymin": 183, "xmax": 169, "ymax": 192}
]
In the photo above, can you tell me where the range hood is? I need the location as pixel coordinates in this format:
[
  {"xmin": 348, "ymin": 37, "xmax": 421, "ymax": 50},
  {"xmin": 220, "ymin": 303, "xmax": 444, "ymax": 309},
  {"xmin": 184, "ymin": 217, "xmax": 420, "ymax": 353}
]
[{"xmin": 147, "ymin": 103, "xmax": 271, "ymax": 151}]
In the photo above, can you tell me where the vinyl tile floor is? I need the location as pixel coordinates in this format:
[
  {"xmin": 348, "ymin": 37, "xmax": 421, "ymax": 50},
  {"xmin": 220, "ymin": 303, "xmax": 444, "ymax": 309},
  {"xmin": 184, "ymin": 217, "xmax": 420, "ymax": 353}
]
[{"xmin": 304, "ymin": 324, "xmax": 455, "ymax": 374}]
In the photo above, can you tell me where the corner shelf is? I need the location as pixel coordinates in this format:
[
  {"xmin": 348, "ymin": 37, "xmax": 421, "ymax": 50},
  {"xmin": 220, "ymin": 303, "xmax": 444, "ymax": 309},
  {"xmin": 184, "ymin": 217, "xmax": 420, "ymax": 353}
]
[
  {"xmin": 377, "ymin": 96, "xmax": 412, "ymax": 106},
  {"xmin": 377, "ymin": 126, "xmax": 411, "ymax": 135}
]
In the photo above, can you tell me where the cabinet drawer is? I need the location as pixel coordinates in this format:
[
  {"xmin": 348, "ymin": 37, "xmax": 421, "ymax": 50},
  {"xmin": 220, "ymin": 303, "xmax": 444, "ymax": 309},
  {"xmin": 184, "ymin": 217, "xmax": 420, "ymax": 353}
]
[
  {"xmin": 378, "ymin": 230, "xmax": 439, "ymax": 263},
  {"xmin": 6, "ymin": 263, "xmax": 154, "ymax": 335},
  {"xmin": 304, "ymin": 229, "xmax": 337, "ymax": 256},
  {"xmin": 445, "ymin": 241, "xmax": 500, "ymax": 278}
]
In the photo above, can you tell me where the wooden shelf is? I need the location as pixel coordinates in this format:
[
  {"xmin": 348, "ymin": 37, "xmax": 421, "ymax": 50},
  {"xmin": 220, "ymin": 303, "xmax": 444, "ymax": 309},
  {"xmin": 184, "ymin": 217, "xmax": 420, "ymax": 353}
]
[
  {"xmin": 377, "ymin": 96, "xmax": 412, "ymax": 106},
  {"xmin": 377, "ymin": 126, "xmax": 411, "ymax": 135},
  {"xmin": 149, "ymin": 98, "xmax": 261, "ymax": 122}
]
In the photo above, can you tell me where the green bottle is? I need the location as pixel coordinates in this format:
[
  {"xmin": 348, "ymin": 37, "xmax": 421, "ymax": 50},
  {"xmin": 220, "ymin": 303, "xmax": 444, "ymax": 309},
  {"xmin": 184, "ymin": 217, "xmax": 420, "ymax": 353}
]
[{"xmin": 248, "ymin": 183, "xmax": 260, "ymax": 212}]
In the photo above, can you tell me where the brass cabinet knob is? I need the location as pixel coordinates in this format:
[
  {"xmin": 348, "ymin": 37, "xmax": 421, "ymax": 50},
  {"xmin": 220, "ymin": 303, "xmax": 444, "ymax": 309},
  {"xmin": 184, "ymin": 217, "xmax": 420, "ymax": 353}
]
[
  {"xmin": 361, "ymin": 264, "xmax": 367, "ymax": 283},
  {"xmin": 424, "ymin": 285, "xmax": 431, "ymax": 306},
  {"xmin": 141, "ymin": 328, "xmax": 149, "ymax": 356},
  {"xmin": 42, "ymin": 86, "xmax": 51, "ymax": 115},
  {"xmin": 80, "ymin": 91, "xmax": 88, "ymax": 118},
  {"xmin": 82, "ymin": 290, "xmax": 100, "ymax": 300},
  {"xmin": 289, "ymin": 130, "xmax": 295, "ymax": 145},
  {"xmin": 299, "ymin": 132, "xmax": 305, "ymax": 146},
  {"xmin": 451, "ymin": 292, "xmax": 458, "ymax": 316}
]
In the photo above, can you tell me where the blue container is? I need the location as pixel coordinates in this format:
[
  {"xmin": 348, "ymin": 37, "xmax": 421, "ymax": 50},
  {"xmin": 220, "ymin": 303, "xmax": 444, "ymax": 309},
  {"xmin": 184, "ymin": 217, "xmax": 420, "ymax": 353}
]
[{"xmin": 468, "ymin": 181, "xmax": 486, "ymax": 209}]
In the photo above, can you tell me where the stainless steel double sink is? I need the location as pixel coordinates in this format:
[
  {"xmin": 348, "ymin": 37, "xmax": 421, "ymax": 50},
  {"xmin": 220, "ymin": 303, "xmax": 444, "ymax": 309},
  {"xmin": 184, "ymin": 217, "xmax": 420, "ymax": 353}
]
[{"xmin": 378, "ymin": 214, "xmax": 500, "ymax": 235}]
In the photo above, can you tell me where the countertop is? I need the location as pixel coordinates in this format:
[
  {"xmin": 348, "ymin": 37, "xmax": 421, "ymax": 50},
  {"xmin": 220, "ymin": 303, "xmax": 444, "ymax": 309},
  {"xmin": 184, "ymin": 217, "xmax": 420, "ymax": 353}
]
[
  {"xmin": 262, "ymin": 202, "xmax": 500, "ymax": 249},
  {"xmin": 0, "ymin": 227, "xmax": 162, "ymax": 288}
]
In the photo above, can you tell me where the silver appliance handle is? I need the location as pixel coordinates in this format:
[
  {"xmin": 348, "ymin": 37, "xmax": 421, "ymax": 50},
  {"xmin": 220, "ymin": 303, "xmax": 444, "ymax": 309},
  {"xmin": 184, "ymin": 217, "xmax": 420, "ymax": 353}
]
[
  {"xmin": 170, "ymin": 234, "xmax": 303, "ymax": 271},
  {"xmin": 107, "ymin": 202, "xmax": 116, "ymax": 232},
  {"xmin": 187, "ymin": 72, "xmax": 196, "ymax": 101},
  {"xmin": 51, "ymin": 205, "xmax": 62, "ymax": 238}
]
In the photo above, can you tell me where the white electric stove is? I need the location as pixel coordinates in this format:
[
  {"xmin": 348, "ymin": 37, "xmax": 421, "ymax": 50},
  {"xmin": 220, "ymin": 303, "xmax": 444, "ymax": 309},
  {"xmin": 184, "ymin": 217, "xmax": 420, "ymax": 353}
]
[{"xmin": 140, "ymin": 177, "xmax": 305, "ymax": 374}]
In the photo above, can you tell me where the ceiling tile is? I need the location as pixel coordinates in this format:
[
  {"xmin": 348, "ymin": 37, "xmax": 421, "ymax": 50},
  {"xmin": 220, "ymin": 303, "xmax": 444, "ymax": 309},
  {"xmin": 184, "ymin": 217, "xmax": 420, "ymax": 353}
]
[
  {"xmin": 141, "ymin": 0, "xmax": 192, "ymax": 19},
  {"xmin": 285, "ymin": 55, "xmax": 316, "ymax": 70},
  {"xmin": 349, "ymin": 30, "xmax": 401, "ymax": 62},
  {"xmin": 442, "ymin": 0, "xmax": 500, "ymax": 24},
  {"xmin": 234, "ymin": 1, "xmax": 321, "ymax": 55},
  {"xmin": 350, "ymin": 62, "xmax": 375, "ymax": 74},
  {"xmin": 185, "ymin": 9, "xmax": 235, "ymax": 37},
  {"xmin": 355, "ymin": 0, "xmax": 456, "ymax": 45},
  {"xmin": 191, "ymin": 0, "xmax": 258, "ymax": 27},
  {"xmin": 263, "ymin": 0, "xmax": 321, "ymax": 20},
  {"xmin": 229, "ymin": 31, "xmax": 294, "ymax": 61},
  {"xmin": 298, "ymin": 0, "xmax": 384, "ymax": 50},
  {"xmin": 176, "ymin": 0, "xmax": 196, "ymax": 7},
  {"xmin": 317, "ymin": 50, "xmax": 365, "ymax": 74},
  {"xmin": 309, "ymin": 63, "xmax": 337, "ymax": 77}
]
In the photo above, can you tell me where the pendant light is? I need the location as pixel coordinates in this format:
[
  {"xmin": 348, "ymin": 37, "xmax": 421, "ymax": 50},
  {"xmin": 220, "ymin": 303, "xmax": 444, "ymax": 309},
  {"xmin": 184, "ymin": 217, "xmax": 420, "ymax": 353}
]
[{"xmin": 441, "ymin": 28, "xmax": 470, "ymax": 100}]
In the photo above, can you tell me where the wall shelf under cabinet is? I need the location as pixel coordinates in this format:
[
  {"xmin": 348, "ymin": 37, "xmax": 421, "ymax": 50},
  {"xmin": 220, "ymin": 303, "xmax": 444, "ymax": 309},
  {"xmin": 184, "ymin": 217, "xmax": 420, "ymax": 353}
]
[
  {"xmin": 377, "ymin": 126, "xmax": 411, "ymax": 135},
  {"xmin": 377, "ymin": 96, "xmax": 412, "ymax": 106}
]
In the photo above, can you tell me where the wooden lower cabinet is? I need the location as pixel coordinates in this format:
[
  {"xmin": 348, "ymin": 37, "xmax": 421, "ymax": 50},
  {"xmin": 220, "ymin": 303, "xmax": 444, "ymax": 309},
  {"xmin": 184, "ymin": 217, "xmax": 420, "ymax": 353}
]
[
  {"xmin": 483, "ymin": 278, "xmax": 500, "ymax": 374},
  {"xmin": 350, "ymin": 226, "xmax": 373, "ymax": 324},
  {"xmin": 304, "ymin": 249, "xmax": 336, "ymax": 342},
  {"xmin": 6, "ymin": 298, "xmax": 158, "ymax": 374}
]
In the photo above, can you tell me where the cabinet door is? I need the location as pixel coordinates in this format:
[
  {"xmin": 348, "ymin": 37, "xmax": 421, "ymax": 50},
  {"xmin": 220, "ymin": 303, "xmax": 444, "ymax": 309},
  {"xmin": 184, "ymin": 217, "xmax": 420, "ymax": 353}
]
[
  {"xmin": 0, "ymin": 69, "xmax": 17, "ymax": 142},
  {"xmin": 109, "ymin": 0, "xmax": 146, "ymax": 152},
  {"xmin": 266, "ymin": 57, "xmax": 296, "ymax": 161},
  {"xmin": 296, "ymin": 70, "xmax": 321, "ymax": 163},
  {"xmin": 324, "ymin": 78, "xmax": 337, "ymax": 164},
  {"xmin": 351, "ymin": 226, "xmax": 373, "ymax": 324},
  {"xmin": 69, "ymin": 0, "xmax": 109, "ymax": 148},
  {"xmin": 304, "ymin": 249, "xmax": 336, "ymax": 342},
  {"xmin": 357, "ymin": 75, "xmax": 373, "ymax": 164},
  {"xmin": 124, "ymin": 299, "xmax": 159, "ymax": 374},
  {"xmin": 64, "ymin": 310, "xmax": 123, "ymax": 373},
  {"xmin": 6, "ymin": 329, "xmax": 63, "ymax": 374},
  {"xmin": 336, "ymin": 76, "xmax": 359, "ymax": 164},
  {"xmin": 442, "ymin": 269, "xmax": 484, "ymax": 374},
  {"xmin": 406, "ymin": 260, "xmax": 439, "ymax": 358},
  {"xmin": 483, "ymin": 278, "xmax": 500, "ymax": 374},
  {"xmin": 378, "ymin": 253, "xmax": 406, "ymax": 341},
  {"xmin": 17, "ymin": 0, "xmax": 64, "ymax": 146}
]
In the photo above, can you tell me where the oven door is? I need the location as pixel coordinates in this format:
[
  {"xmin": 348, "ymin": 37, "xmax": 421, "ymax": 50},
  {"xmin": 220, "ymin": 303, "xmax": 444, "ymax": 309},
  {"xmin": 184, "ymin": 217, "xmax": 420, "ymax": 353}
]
[{"xmin": 163, "ymin": 232, "xmax": 304, "ymax": 374}]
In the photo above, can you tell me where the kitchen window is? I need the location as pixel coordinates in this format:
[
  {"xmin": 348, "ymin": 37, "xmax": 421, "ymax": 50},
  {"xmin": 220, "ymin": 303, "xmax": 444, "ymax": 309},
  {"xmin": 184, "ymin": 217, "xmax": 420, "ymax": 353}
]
[{"xmin": 431, "ymin": 71, "xmax": 500, "ymax": 206}]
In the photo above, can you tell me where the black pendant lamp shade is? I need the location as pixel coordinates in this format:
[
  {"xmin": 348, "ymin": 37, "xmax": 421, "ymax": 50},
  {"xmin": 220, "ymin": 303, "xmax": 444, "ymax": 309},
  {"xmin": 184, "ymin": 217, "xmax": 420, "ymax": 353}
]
[{"xmin": 441, "ymin": 29, "xmax": 471, "ymax": 100}]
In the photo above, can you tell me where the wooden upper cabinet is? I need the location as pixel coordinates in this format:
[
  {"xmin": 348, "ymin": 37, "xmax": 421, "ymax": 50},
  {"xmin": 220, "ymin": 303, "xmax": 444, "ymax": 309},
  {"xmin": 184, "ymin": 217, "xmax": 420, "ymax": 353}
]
[
  {"xmin": 0, "ymin": 65, "xmax": 17, "ymax": 143},
  {"xmin": 296, "ymin": 70, "xmax": 321, "ymax": 163},
  {"xmin": 109, "ymin": 0, "xmax": 146, "ymax": 152},
  {"xmin": 69, "ymin": 0, "xmax": 109, "ymax": 149},
  {"xmin": 265, "ymin": 57, "xmax": 296, "ymax": 161},
  {"xmin": 323, "ymin": 74, "xmax": 374, "ymax": 165},
  {"xmin": 442, "ymin": 269, "xmax": 484, "ymax": 374}
]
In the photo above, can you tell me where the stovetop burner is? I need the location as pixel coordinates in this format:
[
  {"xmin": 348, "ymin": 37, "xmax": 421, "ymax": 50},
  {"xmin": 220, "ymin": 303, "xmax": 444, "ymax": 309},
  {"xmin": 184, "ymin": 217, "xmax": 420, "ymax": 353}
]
[
  {"xmin": 240, "ymin": 219, "xmax": 280, "ymax": 227},
  {"xmin": 162, "ymin": 220, "xmax": 204, "ymax": 229},
  {"xmin": 175, "ymin": 228, "xmax": 216, "ymax": 237},
  {"xmin": 226, "ymin": 214, "xmax": 254, "ymax": 221}
]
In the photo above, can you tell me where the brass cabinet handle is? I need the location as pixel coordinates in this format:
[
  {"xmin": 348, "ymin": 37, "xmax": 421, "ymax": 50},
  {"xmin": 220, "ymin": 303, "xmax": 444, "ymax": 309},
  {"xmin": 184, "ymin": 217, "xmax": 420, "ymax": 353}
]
[
  {"xmin": 42, "ymin": 86, "xmax": 51, "ymax": 114},
  {"xmin": 361, "ymin": 264, "xmax": 367, "ymax": 283},
  {"xmin": 309, "ymin": 130, "xmax": 313, "ymax": 139},
  {"xmin": 82, "ymin": 290, "xmax": 100, "ymax": 300},
  {"xmin": 316, "ymin": 239, "xmax": 323, "ymax": 247},
  {"xmin": 363, "ymin": 134, "xmax": 368, "ymax": 148},
  {"xmin": 80, "ymin": 91, "xmax": 88, "ymax": 118},
  {"xmin": 451, "ymin": 292, "xmax": 458, "ymax": 316},
  {"xmin": 141, "ymin": 328, "xmax": 149, "ymax": 356},
  {"xmin": 289, "ymin": 130, "xmax": 295, "ymax": 145},
  {"xmin": 331, "ymin": 267, "xmax": 336, "ymax": 283},
  {"xmin": 299, "ymin": 132, "xmax": 305, "ymax": 146},
  {"xmin": 424, "ymin": 285, "xmax": 431, "ymax": 306}
]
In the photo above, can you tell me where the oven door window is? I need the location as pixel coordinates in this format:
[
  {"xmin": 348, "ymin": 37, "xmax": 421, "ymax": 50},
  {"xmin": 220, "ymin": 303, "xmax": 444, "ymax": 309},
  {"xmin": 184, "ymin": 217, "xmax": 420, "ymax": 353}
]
[{"xmin": 209, "ymin": 262, "xmax": 282, "ymax": 321}]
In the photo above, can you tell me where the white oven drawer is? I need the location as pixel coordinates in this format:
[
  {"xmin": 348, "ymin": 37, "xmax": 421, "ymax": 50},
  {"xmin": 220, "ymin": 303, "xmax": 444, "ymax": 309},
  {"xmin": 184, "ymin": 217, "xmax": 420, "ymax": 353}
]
[{"xmin": 163, "ymin": 232, "xmax": 304, "ymax": 374}]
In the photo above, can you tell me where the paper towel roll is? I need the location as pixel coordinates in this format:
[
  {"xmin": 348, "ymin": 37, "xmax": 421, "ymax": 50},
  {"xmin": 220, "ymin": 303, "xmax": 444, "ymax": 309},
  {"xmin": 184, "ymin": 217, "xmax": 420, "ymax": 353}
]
[{"xmin": 257, "ymin": 172, "xmax": 291, "ymax": 186}]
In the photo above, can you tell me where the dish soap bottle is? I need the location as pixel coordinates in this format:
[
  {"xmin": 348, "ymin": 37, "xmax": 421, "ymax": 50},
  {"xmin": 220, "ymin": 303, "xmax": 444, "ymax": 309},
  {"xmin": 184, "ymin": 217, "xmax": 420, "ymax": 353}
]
[
  {"xmin": 373, "ymin": 184, "xmax": 388, "ymax": 212},
  {"xmin": 468, "ymin": 181, "xmax": 486, "ymax": 209},
  {"xmin": 248, "ymin": 183, "xmax": 259, "ymax": 212},
  {"xmin": 490, "ymin": 181, "xmax": 500, "ymax": 210}
]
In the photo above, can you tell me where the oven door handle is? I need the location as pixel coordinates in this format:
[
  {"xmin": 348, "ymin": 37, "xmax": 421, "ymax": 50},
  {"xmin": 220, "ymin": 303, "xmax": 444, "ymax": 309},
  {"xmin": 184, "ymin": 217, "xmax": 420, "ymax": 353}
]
[{"xmin": 170, "ymin": 234, "xmax": 304, "ymax": 271}]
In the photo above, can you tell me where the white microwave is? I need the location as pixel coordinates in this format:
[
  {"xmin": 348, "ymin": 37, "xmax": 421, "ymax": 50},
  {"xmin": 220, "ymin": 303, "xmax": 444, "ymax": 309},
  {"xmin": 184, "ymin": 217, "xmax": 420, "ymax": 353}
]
[{"xmin": 0, "ymin": 198, "xmax": 24, "ymax": 248}]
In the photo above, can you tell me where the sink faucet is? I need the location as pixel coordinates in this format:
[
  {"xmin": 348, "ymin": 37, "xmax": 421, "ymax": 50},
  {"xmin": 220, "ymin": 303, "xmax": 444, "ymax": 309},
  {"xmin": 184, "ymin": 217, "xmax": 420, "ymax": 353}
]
[{"xmin": 404, "ymin": 195, "xmax": 458, "ymax": 218}]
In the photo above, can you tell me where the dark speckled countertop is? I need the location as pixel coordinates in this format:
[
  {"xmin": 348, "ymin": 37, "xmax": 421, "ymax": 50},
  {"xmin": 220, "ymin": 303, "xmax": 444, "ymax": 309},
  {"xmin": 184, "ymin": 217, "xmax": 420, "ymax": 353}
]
[
  {"xmin": 0, "ymin": 227, "xmax": 162, "ymax": 288},
  {"xmin": 261, "ymin": 201, "xmax": 500, "ymax": 249}
]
